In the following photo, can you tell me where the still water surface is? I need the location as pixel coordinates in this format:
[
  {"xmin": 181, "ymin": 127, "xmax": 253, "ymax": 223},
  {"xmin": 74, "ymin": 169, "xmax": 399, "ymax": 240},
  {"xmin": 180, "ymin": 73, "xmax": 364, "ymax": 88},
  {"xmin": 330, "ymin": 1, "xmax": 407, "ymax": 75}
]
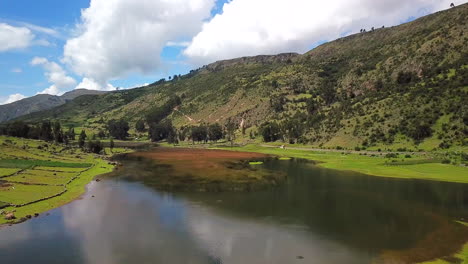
[{"xmin": 1, "ymin": 157, "xmax": 467, "ymax": 264}]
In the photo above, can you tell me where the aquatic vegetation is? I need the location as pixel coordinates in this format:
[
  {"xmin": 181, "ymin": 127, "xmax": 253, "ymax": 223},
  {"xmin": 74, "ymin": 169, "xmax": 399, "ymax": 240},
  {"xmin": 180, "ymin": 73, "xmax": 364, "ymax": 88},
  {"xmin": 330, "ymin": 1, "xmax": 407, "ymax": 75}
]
[{"xmin": 109, "ymin": 148, "xmax": 285, "ymax": 192}]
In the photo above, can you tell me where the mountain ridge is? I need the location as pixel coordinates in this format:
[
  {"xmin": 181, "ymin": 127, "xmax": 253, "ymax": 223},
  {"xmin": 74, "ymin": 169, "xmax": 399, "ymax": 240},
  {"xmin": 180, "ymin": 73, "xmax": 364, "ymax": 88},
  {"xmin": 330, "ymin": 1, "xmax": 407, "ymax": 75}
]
[
  {"xmin": 0, "ymin": 89, "xmax": 107, "ymax": 123},
  {"xmin": 10, "ymin": 3, "xmax": 468, "ymax": 151}
]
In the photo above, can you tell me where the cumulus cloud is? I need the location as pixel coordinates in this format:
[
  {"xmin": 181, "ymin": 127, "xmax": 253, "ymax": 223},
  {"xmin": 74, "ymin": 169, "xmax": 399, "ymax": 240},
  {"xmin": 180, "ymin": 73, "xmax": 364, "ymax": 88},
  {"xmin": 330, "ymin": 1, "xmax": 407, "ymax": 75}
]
[
  {"xmin": 0, "ymin": 23, "xmax": 34, "ymax": 52},
  {"xmin": 75, "ymin": 77, "xmax": 115, "ymax": 91},
  {"xmin": 0, "ymin": 93, "xmax": 26, "ymax": 105},
  {"xmin": 63, "ymin": 0, "xmax": 215, "ymax": 89},
  {"xmin": 184, "ymin": 0, "xmax": 462, "ymax": 64},
  {"xmin": 31, "ymin": 57, "xmax": 77, "ymax": 95}
]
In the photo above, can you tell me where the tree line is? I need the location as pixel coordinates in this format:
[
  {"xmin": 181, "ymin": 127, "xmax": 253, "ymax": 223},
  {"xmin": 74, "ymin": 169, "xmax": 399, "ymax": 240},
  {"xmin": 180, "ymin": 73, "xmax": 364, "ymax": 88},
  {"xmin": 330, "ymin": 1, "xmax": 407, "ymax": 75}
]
[{"xmin": 0, "ymin": 121, "xmax": 108, "ymax": 154}]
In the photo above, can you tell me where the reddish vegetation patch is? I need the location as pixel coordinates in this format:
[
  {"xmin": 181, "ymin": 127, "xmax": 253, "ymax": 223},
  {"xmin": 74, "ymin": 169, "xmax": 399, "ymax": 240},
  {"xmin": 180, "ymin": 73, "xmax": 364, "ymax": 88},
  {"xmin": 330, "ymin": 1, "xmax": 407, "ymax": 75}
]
[
  {"xmin": 131, "ymin": 148, "xmax": 269, "ymax": 171},
  {"xmin": 375, "ymin": 213, "xmax": 468, "ymax": 263},
  {"xmin": 131, "ymin": 148, "xmax": 268, "ymax": 161},
  {"xmin": 121, "ymin": 148, "xmax": 282, "ymax": 192}
]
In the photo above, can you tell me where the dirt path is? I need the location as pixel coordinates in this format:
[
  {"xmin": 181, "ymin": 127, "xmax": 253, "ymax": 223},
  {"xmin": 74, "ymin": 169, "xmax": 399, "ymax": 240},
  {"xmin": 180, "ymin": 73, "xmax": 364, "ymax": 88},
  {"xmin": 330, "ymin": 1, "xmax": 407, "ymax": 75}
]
[{"xmin": 259, "ymin": 144, "xmax": 428, "ymax": 156}]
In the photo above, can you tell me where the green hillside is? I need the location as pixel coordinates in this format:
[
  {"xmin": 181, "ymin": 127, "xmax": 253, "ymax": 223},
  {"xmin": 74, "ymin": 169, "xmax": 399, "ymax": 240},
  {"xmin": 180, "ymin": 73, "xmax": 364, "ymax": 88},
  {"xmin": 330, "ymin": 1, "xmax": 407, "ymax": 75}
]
[{"xmin": 15, "ymin": 4, "xmax": 468, "ymax": 151}]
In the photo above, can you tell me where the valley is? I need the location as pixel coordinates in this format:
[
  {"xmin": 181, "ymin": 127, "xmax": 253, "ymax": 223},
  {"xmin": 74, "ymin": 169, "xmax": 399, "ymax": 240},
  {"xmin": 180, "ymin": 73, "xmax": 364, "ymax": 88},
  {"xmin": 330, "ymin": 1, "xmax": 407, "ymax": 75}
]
[{"xmin": 0, "ymin": 3, "xmax": 467, "ymax": 264}]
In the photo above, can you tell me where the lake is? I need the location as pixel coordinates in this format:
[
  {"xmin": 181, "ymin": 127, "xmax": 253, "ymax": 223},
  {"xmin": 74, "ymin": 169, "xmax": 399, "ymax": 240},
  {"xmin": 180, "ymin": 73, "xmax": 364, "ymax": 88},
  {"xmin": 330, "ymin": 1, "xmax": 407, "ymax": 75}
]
[{"xmin": 1, "ymin": 150, "xmax": 467, "ymax": 264}]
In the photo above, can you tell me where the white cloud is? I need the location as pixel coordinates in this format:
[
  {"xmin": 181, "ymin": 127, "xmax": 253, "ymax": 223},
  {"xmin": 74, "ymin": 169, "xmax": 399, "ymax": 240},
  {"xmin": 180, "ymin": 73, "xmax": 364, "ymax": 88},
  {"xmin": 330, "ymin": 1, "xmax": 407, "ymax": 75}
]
[
  {"xmin": 75, "ymin": 77, "xmax": 115, "ymax": 91},
  {"xmin": 184, "ymin": 0, "xmax": 463, "ymax": 64},
  {"xmin": 124, "ymin": 82, "xmax": 150, "ymax": 89},
  {"xmin": 63, "ymin": 0, "xmax": 215, "ymax": 88},
  {"xmin": 0, "ymin": 93, "xmax": 26, "ymax": 105},
  {"xmin": 166, "ymin": 41, "xmax": 191, "ymax": 47},
  {"xmin": 19, "ymin": 22, "xmax": 59, "ymax": 37},
  {"xmin": 31, "ymin": 57, "xmax": 77, "ymax": 95},
  {"xmin": 11, "ymin": 68, "xmax": 22, "ymax": 73},
  {"xmin": 0, "ymin": 23, "xmax": 34, "ymax": 52}
]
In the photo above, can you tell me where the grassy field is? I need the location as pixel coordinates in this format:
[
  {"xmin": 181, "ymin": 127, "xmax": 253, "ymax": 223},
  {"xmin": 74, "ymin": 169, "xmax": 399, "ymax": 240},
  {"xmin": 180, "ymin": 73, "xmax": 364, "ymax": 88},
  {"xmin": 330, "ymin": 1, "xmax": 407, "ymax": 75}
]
[
  {"xmin": 217, "ymin": 144, "xmax": 468, "ymax": 184},
  {"xmin": 0, "ymin": 136, "xmax": 114, "ymax": 225}
]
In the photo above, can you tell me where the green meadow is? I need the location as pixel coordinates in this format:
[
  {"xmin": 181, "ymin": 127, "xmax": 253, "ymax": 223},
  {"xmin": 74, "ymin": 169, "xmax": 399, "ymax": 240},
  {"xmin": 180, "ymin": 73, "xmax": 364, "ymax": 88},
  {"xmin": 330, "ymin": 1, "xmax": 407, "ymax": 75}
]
[
  {"xmin": 0, "ymin": 136, "xmax": 114, "ymax": 225},
  {"xmin": 219, "ymin": 145, "xmax": 468, "ymax": 184}
]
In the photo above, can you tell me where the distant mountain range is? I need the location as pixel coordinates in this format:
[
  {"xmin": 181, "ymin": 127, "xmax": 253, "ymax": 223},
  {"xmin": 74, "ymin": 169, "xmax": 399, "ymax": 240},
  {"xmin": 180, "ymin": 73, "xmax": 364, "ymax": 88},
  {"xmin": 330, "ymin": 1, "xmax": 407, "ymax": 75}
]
[{"xmin": 0, "ymin": 89, "xmax": 107, "ymax": 123}]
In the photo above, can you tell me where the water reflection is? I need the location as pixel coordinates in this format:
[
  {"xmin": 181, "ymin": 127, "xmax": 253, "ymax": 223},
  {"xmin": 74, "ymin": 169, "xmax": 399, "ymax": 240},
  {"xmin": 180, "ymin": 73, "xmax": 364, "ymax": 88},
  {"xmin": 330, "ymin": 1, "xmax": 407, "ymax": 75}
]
[
  {"xmin": 0, "ymin": 158, "xmax": 467, "ymax": 264},
  {"xmin": 185, "ymin": 204, "xmax": 371, "ymax": 263}
]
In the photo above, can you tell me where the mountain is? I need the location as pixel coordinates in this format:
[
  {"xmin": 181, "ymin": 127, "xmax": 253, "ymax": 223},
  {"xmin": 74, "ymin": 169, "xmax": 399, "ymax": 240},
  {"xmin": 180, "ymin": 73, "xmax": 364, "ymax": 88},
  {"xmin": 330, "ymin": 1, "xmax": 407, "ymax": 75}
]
[
  {"xmin": 0, "ymin": 89, "xmax": 107, "ymax": 123},
  {"xmin": 14, "ymin": 4, "xmax": 468, "ymax": 151}
]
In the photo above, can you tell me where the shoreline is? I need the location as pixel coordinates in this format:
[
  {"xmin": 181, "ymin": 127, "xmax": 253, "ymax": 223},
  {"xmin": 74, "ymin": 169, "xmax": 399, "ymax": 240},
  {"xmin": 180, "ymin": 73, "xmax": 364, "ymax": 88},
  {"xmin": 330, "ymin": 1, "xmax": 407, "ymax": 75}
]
[
  {"xmin": 209, "ymin": 144, "xmax": 468, "ymax": 184},
  {"xmin": 0, "ymin": 158, "xmax": 115, "ymax": 228}
]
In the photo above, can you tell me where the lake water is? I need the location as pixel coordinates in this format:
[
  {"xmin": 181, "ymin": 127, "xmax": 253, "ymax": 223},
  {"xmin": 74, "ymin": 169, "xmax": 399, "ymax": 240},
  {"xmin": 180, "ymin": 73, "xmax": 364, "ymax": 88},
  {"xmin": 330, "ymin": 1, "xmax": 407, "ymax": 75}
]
[{"xmin": 1, "ymin": 156, "xmax": 467, "ymax": 264}]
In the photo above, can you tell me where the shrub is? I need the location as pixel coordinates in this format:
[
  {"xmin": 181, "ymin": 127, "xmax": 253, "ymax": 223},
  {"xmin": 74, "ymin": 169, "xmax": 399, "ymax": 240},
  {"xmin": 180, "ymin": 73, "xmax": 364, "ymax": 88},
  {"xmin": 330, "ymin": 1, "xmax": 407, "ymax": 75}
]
[
  {"xmin": 442, "ymin": 159, "xmax": 451, "ymax": 164},
  {"xmin": 86, "ymin": 140, "xmax": 104, "ymax": 154}
]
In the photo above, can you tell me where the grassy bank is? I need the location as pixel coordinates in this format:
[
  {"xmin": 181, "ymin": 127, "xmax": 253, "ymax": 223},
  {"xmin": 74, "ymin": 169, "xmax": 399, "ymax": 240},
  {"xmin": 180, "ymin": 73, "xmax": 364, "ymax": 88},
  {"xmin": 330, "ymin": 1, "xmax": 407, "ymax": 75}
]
[
  {"xmin": 0, "ymin": 136, "xmax": 116, "ymax": 225},
  {"xmin": 217, "ymin": 145, "xmax": 468, "ymax": 184}
]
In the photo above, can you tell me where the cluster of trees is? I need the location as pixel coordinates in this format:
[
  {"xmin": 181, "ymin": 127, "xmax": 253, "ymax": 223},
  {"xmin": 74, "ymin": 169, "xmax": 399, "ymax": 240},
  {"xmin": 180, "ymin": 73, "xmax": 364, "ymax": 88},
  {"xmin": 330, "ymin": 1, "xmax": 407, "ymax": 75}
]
[
  {"xmin": 149, "ymin": 120, "xmax": 178, "ymax": 143},
  {"xmin": 107, "ymin": 119, "xmax": 130, "ymax": 140},
  {"xmin": 0, "ymin": 120, "xmax": 107, "ymax": 154},
  {"xmin": 188, "ymin": 123, "xmax": 224, "ymax": 143},
  {"xmin": 0, "ymin": 121, "xmax": 77, "ymax": 144},
  {"xmin": 259, "ymin": 117, "xmax": 306, "ymax": 144},
  {"xmin": 144, "ymin": 119, "xmax": 230, "ymax": 145}
]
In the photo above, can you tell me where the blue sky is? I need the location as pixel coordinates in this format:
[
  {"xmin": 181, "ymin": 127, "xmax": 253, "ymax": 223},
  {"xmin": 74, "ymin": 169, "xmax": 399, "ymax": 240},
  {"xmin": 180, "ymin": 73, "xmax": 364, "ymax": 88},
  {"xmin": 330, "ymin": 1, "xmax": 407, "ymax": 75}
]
[
  {"xmin": 0, "ymin": 0, "xmax": 463, "ymax": 103},
  {"xmin": 0, "ymin": 0, "xmax": 230, "ymax": 102}
]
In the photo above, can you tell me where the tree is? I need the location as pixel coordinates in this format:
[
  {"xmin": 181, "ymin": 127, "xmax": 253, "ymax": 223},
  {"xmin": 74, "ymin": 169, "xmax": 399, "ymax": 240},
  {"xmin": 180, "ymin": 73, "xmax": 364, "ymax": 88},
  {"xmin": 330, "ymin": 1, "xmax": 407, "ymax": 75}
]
[
  {"xmin": 270, "ymin": 95, "xmax": 286, "ymax": 112},
  {"xmin": 149, "ymin": 120, "xmax": 176, "ymax": 142},
  {"xmin": 107, "ymin": 119, "xmax": 129, "ymax": 140},
  {"xmin": 6, "ymin": 121, "xmax": 30, "ymax": 138},
  {"xmin": 281, "ymin": 118, "xmax": 304, "ymax": 144},
  {"xmin": 135, "ymin": 120, "xmax": 146, "ymax": 132},
  {"xmin": 260, "ymin": 122, "xmax": 281, "ymax": 142},
  {"xmin": 397, "ymin": 71, "xmax": 416, "ymax": 84},
  {"xmin": 86, "ymin": 140, "xmax": 103, "ymax": 154},
  {"xmin": 39, "ymin": 121, "xmax": 53, "ymax": 141},
  {"xmin": 190, "ymin": 124, "xmax": 208, "ymax": 143},
  {"xmin": 110, "ymin": 138, "xmax": 115, "ymax": 152},
  {"xmin": 53, "ymin": 121, "xmax": 63, "ymax": 143},
  {"xmin": 451, "ymin": 3, "xmax": 455, "ymax": 7},
  {"xmin": 63, "ymin": 134, "xmax": 69, "ymax": 145},
  {"xmin": 225, "ymin": 119, "xmax": 236, "ymax": 147},
  {"xmin": 68, "ymin": 127, "xmax": 76, "ymax": 140},
  {"xmin": 208, "ymin": 123, "xmax": 223, "ymax": 142},
  {"xmin": 167, "ymin": 127, "xmax": 179, "ymax": 144},
  {"xmin": 79, "ymin": 130, "xmax": 87, "ymax": 148},
  {"xmin": 97, "ymin": 130, "xmax": 106, "ymax": 139},
  {"xmin": 408, "ymin": 123, "xmax": 433, "ymax": 142},
  {"xmin": 306, "ymin": 98, "xmax": 318, "ymax": 115}
]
